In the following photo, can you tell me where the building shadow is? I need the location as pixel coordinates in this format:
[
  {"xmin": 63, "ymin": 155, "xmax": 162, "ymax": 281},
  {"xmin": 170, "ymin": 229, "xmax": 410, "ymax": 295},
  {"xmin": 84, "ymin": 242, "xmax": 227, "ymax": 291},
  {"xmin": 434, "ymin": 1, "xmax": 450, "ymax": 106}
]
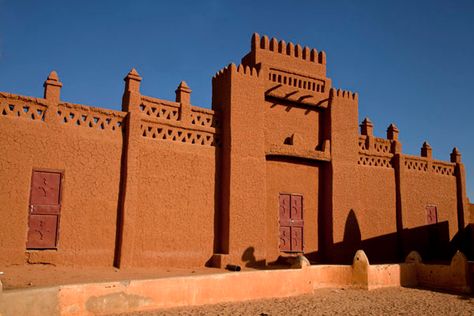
[{"xmin": 311, "ymin": 208, "xmax": 458, "ymax": 264}]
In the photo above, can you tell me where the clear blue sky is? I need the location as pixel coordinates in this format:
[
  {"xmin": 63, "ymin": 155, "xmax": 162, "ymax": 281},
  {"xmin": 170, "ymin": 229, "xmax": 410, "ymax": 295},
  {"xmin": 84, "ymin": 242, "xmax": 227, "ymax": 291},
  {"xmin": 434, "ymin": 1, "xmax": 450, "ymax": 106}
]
[{"xmin": 1, "ymin": 0, "xmax": 473, "ymax": 199}]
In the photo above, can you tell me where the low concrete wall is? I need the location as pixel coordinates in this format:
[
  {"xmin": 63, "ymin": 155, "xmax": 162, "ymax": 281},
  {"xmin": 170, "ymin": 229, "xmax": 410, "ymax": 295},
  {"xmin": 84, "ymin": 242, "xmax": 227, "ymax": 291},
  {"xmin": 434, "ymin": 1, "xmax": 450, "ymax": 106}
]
[
  {"xmin": 0, "ymin": 265, "xmax": 351, "ymax": 316},
  {"xmin": 369, "ymin": 263, "xmax": 417, "ymax": 289},
  {"xmin": 415, "ymin": 251, "xmax": 471, "ymax": 293},
  {"xmin": 351, "ymin": 250, "xmax": 417, "ymax": 290},
  {"xmin": 58, "ymin": 265, "xmax": 354, "ymax": 315},
  {"xmin": 0, "ymin": 251, "xmax": 470, "ymax": 315}
]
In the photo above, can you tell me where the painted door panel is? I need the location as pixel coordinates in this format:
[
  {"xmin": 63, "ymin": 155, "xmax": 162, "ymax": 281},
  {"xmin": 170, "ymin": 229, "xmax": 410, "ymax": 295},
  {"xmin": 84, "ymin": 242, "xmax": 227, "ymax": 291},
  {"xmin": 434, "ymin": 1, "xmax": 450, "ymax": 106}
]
[
  {"xmin": 279, "ymin": 193, "xmax": 304, "ymax": 252},
  {"xmin": 26, "ymin": 171, "xmax": 62, "ymax": 249},
  {"xmin": 279, "ymin": 226, "xmax": 291, "ymax": 252},
  {"xmin": 27, "ymin": 214, "xmax": 58, "ymax": 249}
]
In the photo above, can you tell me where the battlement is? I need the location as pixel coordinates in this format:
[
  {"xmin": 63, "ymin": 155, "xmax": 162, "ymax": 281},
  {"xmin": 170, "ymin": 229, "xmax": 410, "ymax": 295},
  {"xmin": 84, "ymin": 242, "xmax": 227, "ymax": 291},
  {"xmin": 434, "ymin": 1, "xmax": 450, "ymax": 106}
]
[
  {"xmin": 242, "ymin": 33, "xmax": 327, "ymax": 78},
  {"xmin": 330, "ymin": 88, "xmax": 358, "ymax": 100},
  {"xmin": 212, "ymin": 63, "xmax": 261, "ymax": 82}
]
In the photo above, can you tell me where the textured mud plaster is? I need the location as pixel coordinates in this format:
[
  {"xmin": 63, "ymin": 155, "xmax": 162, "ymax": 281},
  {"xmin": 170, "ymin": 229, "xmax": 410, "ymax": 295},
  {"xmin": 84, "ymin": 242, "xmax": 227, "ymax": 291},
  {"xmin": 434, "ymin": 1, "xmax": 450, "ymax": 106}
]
[
  {"xmin": 0, "ymin": 33, "xmax": 469, "ymax": 269},
  {"xmin": 0, "ymin": 91, "xmax": 122, "ymax": 267}
]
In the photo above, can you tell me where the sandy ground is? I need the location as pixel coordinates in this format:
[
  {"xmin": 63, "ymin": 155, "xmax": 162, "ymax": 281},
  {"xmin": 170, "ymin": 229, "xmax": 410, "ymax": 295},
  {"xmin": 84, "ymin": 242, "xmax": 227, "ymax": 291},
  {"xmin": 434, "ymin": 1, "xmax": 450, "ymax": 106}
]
[
  {"xmin": 0, "ymin": 264, "xmax": 226, "ymax": 290},
  {"xmin": 119, "ymin": 287, "xmax": 474, "ymax": 316}
]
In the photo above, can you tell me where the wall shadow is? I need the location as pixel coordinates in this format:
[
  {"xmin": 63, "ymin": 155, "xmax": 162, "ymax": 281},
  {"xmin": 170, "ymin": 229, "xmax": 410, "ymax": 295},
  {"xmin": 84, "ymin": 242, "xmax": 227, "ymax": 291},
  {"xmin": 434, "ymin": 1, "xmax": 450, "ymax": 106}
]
[
  {"xmin": 312, "ymin": 208, "xmax": 458, "ymax": 264},
  {"xmin": 316, "ymin": 161, "xmax": 332, "ymax": 263},
  {"xmin": 451, "ymin": 223, "xmax": 474, "ymax": 260}
]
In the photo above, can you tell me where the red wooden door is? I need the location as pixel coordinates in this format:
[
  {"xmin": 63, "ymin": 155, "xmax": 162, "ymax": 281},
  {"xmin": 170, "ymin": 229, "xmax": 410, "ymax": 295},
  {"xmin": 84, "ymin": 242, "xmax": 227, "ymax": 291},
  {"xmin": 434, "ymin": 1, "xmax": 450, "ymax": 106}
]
[
  {"xmin": 426, "ymin": 205, "xmax": 438, "ymax": 225},
  {"xmin": 279, "ymin": 194, "xmax": 304, "ymax": 252},
  {"xmin": 290, "ymin": 195, "xmax": 303, "ymax": 252},
  {"xmin": 26, "ymin": 171, "xmax": 62, "ymax": 249}
]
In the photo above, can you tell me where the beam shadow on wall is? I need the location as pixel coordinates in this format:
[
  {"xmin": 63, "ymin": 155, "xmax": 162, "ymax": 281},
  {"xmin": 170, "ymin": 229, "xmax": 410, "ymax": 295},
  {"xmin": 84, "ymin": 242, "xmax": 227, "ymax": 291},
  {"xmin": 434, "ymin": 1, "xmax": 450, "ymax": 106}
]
[{"xmin": 267, "ymin": 97, "xmax": 325, "ymax": 115}]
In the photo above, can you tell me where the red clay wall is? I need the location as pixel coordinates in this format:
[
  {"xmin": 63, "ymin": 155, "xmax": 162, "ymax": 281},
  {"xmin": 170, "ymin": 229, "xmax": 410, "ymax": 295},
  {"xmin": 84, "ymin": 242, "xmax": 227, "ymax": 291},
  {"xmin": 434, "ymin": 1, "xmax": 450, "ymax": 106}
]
[
  {"xmin": 400, "ymin": 158, "xmax": 458, "ymax": 259},
  {"xmin": 402, "ymin": 166, "xmax": 457, "ymax": 236},
  {"xmin": 133, "ymin": 139, "xmax": 216, "ymax": 267},
  {"xmin": 212, "ymin": 64, "xmax": 268, "ymax": 267},
  {"xmin": 355, "ymin": 166, "xmax": 398, "ymax": 261},
  {"xmin": 357, "ymin": 167, "xmax": 397, "ymax": 239},
  {"xmin": 324, "ymin": 89, "xmax": 360, "ymax": 263},
  {"xmin": 0, "ymin": 94, "xmax": 123, "ymax": 266},
  {"xmin": 264, "ymin": 100, "xmax": 322, "ymax": 150}
]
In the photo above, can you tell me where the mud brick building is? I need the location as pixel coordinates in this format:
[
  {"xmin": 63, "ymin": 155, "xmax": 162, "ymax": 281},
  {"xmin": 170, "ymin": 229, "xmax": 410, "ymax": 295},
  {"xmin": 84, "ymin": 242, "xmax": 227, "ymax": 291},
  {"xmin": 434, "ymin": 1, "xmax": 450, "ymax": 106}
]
[{"xmin": 0, "ymin": 34, "xmax": 471, "ymax": 269}]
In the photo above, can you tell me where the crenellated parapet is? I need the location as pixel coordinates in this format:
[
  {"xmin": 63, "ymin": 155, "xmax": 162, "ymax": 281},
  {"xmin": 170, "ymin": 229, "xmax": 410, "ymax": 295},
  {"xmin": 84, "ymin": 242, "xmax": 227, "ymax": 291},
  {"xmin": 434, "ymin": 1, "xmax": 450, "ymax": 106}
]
[
  {"xmin": 243, "ymin": 33, "xmax": 327, "ymax": 77},
  {"xmin": 213, "ymin": 63, "xmax": 261, "ymax": 82},
  {"xmin": 255, "ymin": 34, "xmax": 326, "ymax": 64},
  {"xmin": 211, "ymin": 62, "xmax": 262, "ymax": 121},
  {"xmin": 330, "ymin": 88, "xmax": 358, "ymax": 101},
  {"xmin": 240, "ymin": 33, "xmax": 332, "ymax": 109}
]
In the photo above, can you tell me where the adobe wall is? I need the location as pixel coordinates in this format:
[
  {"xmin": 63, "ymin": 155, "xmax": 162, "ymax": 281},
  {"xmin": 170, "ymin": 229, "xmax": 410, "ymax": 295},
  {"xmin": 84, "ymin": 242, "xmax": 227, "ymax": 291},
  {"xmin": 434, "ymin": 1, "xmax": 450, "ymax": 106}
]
[
  {"xmin": 116, "ymin": 73, "xmax": 220, "ymax": 268},
  {"xmin": 130, "ymin": 96, "xmax": 219, "ymax": 267},
  {"xmin": 323, "ymin": 89, "xmax": 360, "ymax": 263},
  {"xmin": 325, "ymin": 92, "xmax": 467, "ymax": 263},
  {"xmin": 0, "ymin": 70, "xmax": 221, "ymax": 269},
  {"xmin": 264, "ymin": 100, "xmax": 322, "ymax": 151},
  {"xmin": 211, "ymin": 33, "xmax": 469, "ymax": 266},
  {"xmin": 0, "ymin": 91, "xmax": 123, "ymax": 266},
  {"xmin": 211, "ymin": 64, "xmax": 267, "ymax": 266},
  {"xmin": 403, "ymin": 173, "xmax": 457, "ymax": 232},
  {"xmin": 356, "ymin": 165, "xmax": 398, "ymax": 261},
  {"xmin": 351, "ymin": 122, "xmax": 465, "ymax": 262},
  {"xmin": 134, "ymin": 139, "xmax": 216, "ymax": 267}
]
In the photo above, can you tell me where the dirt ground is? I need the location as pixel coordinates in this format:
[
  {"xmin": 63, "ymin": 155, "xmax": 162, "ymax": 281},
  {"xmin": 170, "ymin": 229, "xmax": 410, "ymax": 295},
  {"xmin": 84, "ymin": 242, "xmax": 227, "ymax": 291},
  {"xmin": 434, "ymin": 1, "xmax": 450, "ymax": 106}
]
[
  {"xmin": 119, "ymin": 287, "xmax": 474, "ymax": 316},
  {"xmin": 0, "ymin": 264, "xmax": 226, "ymax": 290}
]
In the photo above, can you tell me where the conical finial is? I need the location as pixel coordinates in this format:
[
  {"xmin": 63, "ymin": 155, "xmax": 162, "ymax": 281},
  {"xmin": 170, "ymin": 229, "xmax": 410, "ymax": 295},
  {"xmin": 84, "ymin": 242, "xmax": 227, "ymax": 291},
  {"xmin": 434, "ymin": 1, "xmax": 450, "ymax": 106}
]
[
  {"xmin": 175, "ymin": 81, "xmax": 192, "ymax": 104},
  {"xmin": 421, "ymin": 141, "xmax": 432, "ymax": 158},
  {"xmin": 177, "ymin": 81, "xmax": 190, "ymax": 90},
  {"xmin": 43, "ymin": 70, "xmax": 63, "ymax": 102},
  {"xmin": 123, "ymin": 68, "xmax": 142, "ymax": 93},
  {"xmin": 360, "ymin": 117, "xmax": 374, "ymax": 136},
  {"xmin": 387, "ymin": 123, "xmax": 399, "ymax": 141},
  {"xmin": 47, "ymin": 71, "xmax": 59, "ymax": 82},
  {"xmin": 124, "ymin": 68, "xmax": 142, "ymax": 81},
  {"xmin": 450, "ymin": 147, "xmax": 461, "ymax": 163}
]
